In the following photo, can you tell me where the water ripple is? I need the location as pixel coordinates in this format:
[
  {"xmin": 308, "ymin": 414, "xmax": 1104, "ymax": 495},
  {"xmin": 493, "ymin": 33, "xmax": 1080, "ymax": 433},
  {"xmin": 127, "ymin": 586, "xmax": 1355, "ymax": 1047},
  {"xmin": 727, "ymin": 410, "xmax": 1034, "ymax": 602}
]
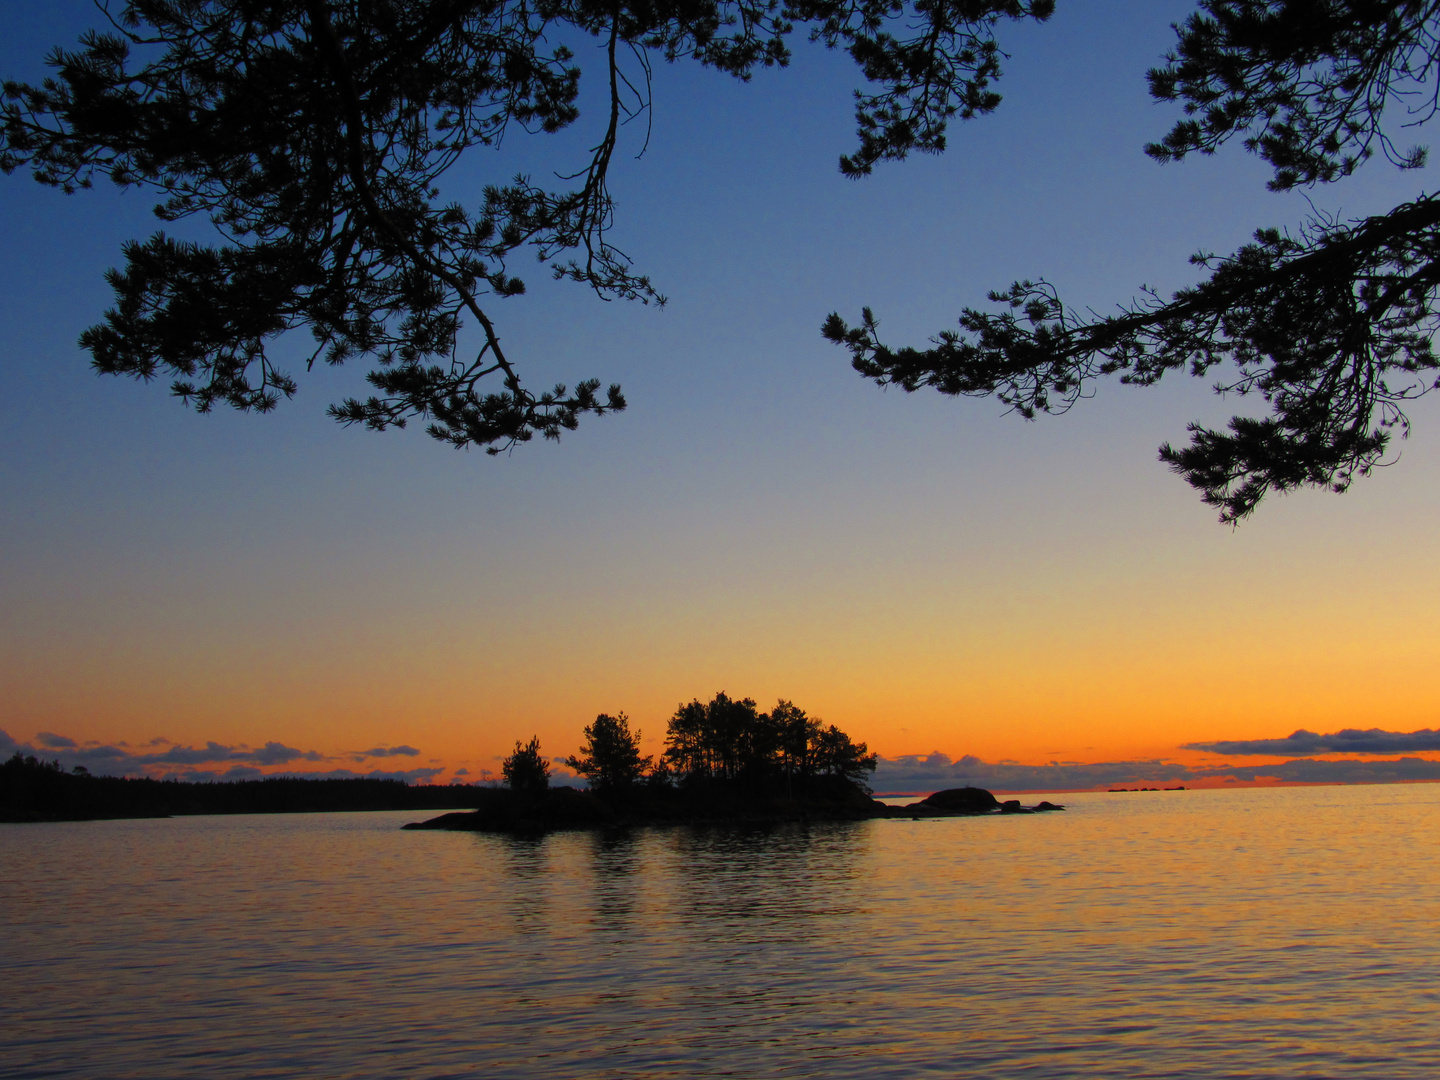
[{"xmin": 3, "ymin": 786, "xmax": 1440, "ymax": 1077}]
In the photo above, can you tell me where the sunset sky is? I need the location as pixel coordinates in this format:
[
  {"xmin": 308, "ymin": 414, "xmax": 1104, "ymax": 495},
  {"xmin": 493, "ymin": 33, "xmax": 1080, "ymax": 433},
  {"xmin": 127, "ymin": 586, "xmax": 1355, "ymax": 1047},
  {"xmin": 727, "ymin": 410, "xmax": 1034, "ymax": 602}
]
[{"xmin": 3, "ymin": 0, "xmax": 1438, "ymax": 792}]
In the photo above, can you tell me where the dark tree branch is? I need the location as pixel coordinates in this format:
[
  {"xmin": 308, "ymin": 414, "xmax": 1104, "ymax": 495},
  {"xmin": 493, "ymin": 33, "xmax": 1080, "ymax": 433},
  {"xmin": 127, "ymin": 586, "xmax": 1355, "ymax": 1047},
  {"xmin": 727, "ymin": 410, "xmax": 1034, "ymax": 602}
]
[
  {"xmin": 1, "ymin": 0, "xmax": 1050, "ymax": 453},
  {"xmin": 828, "ymin": 0, "xmax": 1440, "ymax": 521}
]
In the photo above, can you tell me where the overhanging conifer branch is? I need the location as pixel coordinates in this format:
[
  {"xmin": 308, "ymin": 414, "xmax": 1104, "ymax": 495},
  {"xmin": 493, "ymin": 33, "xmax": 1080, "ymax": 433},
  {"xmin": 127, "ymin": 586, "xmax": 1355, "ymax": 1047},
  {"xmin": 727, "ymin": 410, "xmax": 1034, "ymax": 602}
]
[
  {"xmin": 828, "ymin": 0, "xmax": 1440, "ymax": 521},
  {"xmin": 2, "ymin": 0, "xmax": 1051, "ymax": 452}
]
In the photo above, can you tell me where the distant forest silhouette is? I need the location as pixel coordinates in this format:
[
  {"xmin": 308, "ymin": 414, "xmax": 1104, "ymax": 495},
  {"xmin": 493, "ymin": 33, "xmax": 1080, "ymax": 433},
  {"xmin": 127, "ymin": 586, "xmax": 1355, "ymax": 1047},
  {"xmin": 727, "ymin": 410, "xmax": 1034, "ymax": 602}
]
[{"xmin": 0, "ymin": 753, "xmax": 484, "ymax": 823}]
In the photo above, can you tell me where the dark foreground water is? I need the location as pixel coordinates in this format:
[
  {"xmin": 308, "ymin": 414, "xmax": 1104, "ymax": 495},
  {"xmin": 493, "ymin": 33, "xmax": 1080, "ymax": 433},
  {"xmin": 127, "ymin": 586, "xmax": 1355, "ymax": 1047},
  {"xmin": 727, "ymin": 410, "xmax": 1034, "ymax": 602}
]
[{"xmin": 3, "ymin": 784, "xmax": 1439, "ymax": 1079}]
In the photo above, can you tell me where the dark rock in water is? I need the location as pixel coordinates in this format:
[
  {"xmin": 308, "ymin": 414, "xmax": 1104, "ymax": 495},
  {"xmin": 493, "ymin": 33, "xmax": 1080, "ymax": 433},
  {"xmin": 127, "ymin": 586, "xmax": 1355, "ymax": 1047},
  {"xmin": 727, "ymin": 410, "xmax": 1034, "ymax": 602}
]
[
  {"xmin": 917, "ymin": 787, "xmax": 1001, "ymax": 815},
  {"xmin": 888, "ymin": 788, "xmax": 1065, "ymax": 818}
]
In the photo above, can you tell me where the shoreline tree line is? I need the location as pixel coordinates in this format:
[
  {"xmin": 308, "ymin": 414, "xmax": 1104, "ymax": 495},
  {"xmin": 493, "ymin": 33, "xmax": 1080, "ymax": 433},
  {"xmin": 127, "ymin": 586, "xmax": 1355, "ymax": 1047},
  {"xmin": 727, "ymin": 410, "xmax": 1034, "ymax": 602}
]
[
  {"xmin": 0, "ymin": 752, "xmax": 488, "ymax": 822},
  {"xmin": 502, "ymin": 692, "xmax": 877, "ymax": 798}
]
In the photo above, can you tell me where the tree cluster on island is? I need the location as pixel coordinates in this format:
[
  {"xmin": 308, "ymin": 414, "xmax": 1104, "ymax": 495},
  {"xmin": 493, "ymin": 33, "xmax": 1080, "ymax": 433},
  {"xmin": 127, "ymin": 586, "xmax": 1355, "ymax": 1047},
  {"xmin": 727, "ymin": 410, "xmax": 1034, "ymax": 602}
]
[
  {"xmin": 414, "ymin": 691, "xmax": 1060, "ymax": 831},
  {"xmin": 6, "ymin": 2, "xmax": 1437, "ymax": 520},
  {"xmin": 503, "ymin": 692, "xmax": 877, "ymax": 801}
]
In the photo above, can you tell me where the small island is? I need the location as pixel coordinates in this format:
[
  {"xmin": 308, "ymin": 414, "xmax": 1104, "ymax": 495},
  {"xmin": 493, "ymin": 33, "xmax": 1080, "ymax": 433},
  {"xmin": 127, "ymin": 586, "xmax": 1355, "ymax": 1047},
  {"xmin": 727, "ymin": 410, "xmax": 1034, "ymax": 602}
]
[
  {"xmin": 402, "ymin": 784, "xmax": 1065, "ymax": 832},
  {"xmin": 405, "ymin": 694, "xmax": 1064, "ymax": 832}
]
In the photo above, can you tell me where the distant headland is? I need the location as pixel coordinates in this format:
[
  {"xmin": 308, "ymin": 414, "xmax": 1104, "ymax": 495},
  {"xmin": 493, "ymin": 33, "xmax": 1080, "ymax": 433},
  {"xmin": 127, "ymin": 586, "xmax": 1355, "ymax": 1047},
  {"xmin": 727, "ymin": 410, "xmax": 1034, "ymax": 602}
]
[{"xmin": 0, "ymin": 753, "xmax": 486, "ymax": 823}]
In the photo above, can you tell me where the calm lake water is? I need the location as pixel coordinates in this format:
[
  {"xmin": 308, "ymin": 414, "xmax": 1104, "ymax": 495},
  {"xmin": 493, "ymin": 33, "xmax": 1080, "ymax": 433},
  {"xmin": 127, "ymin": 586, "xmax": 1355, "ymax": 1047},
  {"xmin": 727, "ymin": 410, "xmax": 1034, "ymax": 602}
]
[{"xmin": 3, "ymin": 784, "xmax": 1439, "ymax": 1078}]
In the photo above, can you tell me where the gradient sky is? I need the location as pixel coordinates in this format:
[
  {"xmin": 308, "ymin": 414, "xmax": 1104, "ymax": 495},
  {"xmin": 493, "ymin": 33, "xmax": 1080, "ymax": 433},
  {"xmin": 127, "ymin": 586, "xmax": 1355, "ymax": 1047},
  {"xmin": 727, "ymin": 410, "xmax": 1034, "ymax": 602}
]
[{"xmin": 3, "ymin": 1, "xmax": 1438, "ymax": 788}]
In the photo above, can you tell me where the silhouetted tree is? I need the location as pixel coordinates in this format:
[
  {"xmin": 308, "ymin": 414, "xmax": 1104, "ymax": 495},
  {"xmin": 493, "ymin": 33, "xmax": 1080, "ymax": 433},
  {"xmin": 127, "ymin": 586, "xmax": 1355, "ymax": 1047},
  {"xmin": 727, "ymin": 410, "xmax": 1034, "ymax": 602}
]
[
  {"xmin": 663, "ymin": 698, "xmax": 710, "ymax": 779},
  {"xmin": 709, "ymin": 693, "xmax": 762, "ymax": 783},
  {"xmin": 772, "ymin": 698, "xmax": 821, "ymax": 788},
  {"xmin": 663, "ymin": 692, "xmax": 765, "ymax": 784},
  {"xmin": 565, "ymin": 712, "xmax": 651, "ymax": 793},
  {"xmin": 501, "ymin": 736, "xmax": 550, "ymax": 792},
  {"xmin": 660, "ymin": 692, "xmax": 875, "ymax": 793},
  {"xmin": 811, "ymin": 723, "xmax": 877, "ymax": 786},
  {"xmin": 827, "ymin": 0, "xmax": 1440, "ymax": 522},
  {"xmin": 1, "ymin": 0, "xmax": 1053, "ymax": 452}
]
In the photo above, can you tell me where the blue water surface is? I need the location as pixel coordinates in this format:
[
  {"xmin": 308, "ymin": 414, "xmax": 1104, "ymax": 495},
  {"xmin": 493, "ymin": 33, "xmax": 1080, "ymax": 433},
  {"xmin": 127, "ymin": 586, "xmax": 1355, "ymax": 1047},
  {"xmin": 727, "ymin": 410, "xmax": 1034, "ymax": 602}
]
[{"xmin": 3, "ymin": 784, "xmax": 1438, "ymax": 1078}]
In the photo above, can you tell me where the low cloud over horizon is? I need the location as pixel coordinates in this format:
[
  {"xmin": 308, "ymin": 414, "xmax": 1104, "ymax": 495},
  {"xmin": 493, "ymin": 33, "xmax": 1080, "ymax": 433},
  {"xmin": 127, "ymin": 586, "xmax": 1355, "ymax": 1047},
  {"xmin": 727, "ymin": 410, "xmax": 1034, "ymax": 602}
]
[
  {"xmin": 352, "ymin": 745, "xmax": 421, "ymax": 762},
  {"xmin": 0, "ymin": 729, "xmax": 441, "ymax": 784},
  {"xmin": 1183, "ymin": 727, "xmax": 1440, "ymax": 757}
]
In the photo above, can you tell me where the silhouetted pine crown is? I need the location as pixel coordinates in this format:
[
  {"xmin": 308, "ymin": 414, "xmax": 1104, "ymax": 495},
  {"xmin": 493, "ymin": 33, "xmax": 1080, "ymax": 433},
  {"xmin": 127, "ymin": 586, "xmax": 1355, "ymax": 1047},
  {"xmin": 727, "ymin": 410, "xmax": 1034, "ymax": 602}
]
[
  {"xmin": 825, "ymin": 0, "xmax": 1440, "ymax": 522},
  {"xmin": 1, "ymin": 0, "xmax": 1053, "ymax": 452}
]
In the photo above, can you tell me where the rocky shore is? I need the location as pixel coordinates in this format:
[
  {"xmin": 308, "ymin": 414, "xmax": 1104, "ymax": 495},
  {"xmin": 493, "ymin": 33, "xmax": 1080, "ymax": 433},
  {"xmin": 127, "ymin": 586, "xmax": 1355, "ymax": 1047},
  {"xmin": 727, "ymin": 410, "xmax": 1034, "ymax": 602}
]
[{"xmin": 402, "ymin": 784, "xmax": 1065, "ymax": 832}]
